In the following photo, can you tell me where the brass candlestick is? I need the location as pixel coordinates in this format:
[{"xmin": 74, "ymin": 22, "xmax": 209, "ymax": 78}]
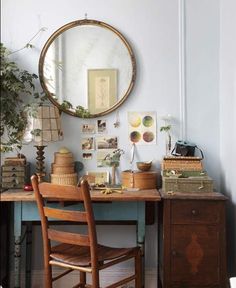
[{"xmin": 35, "ymin": 145, "xmax": 46, "ymax": 182}]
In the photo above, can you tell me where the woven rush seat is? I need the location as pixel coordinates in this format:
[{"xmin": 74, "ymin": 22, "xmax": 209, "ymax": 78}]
[{"xmin": 50, "ymin": 243, "xmax": 139, "ymax": 267}]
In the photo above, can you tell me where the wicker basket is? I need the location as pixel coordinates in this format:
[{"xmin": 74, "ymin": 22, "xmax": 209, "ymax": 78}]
[
  {"xmin": 162, "ymin": 176, "xmax": 213, "ymax": 193},
  {"xmin": 121, "ymin": 170, "xmax": 157, "ymax": 189},
  {"xmin": 50, "ymin": 173, "xmax": 78, "ymax": 186},
  {"xmin": 162, "ymin": 156, "xmax": 203, "ymax": 171},
  {"xmin": 51, "ymin": 163, "xmax": 75, "ymax": 174},
  {"xmin": 54, "ymin": 152, "xmax": 74, "ymax": 165}
]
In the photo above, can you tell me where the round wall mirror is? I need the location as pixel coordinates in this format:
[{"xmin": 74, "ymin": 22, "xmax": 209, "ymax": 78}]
[{"xmin": 39, "ymin": 19, "xmax": 136, "ymax": 118}]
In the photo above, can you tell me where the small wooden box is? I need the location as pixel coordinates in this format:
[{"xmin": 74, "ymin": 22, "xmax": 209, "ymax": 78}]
[
  {"xmin": 121, "ymin": 170, "xmax": 157, "ymax": 189},
  {"xmin": 1, "ymin": 163, "xmax": 30, "ymax": 189}
]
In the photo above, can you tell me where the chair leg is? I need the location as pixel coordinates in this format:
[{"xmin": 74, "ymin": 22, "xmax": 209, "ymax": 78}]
[
  {"xmin": 135, "ymin": 250, "xmax": 142, "ymax": 288},
  {"xmin": 80, "ymin": 271, "xmax": 86, "ymax": 287},
  {"xmin": 44, "ymin": 265, "xmax": 53, "ymax": 288},
  {"xmin": 91, "ymin": 269, "xmax": 100, "ymax": 288}
]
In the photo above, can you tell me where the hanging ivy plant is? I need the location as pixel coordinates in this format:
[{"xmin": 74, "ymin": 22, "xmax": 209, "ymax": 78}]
[{"xmin": 0, "ymin": 43, "xmax": 45, "ymax": 152}]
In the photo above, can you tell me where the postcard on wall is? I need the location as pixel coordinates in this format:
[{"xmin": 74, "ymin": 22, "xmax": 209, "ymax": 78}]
[
  {"xmin": 96, "ymin": 149, "xmax": 116, "ymax": 167},
  {"xmin": 81, "ymin": 137, "xmax": 95, "ymax": 150},
  {"xmin": 81, "ymin": 123, "xmax": 96, "ymax": 134},
  {"xmin": 128, "ymin": 111, "xmax": 156, "ymax": 145},
  {"xmin": 82, "ymin": 152, "xmax": 93, "ymax": 160},
  {"xmin": 86, "ymin": 171, "xmax": 109, "ymax": 185},
  {"xmin": 88, "ymin": 69, "xmax": 117, "ymax": 115},
  {"xmin": 96, "ymin": 136, "xmax": 118, "ymax": 150},
  {"xmin": 97, "ymin": 119, "xmax": 107, "ymax": 134}
]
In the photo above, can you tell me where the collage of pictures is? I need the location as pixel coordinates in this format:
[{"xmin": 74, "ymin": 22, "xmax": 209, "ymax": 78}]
[{"xmin": 81, "ymin": 119, "xmax": 118, "ymax": 167}]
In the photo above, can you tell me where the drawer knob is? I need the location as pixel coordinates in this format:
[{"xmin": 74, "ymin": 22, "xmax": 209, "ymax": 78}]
[
  {"xmin": 172, "ymin": 250, "xmax": 177, "ymax": 256},
  {"xmin": 191, "ymin": 209, "xmax": 197, "ymax": 215}
]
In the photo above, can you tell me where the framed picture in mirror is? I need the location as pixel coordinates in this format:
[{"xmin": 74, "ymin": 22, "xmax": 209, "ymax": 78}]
[{"xmin": 88, "ymin": 69, "xmax": 117, "ymax": 114}]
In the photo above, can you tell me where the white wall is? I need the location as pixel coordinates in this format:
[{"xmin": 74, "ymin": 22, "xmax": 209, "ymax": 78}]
[
  {"xmin": 219, "ymin": 0, "xmax": 236, "ymax": 276},
  {"xmin": 3, "ymin": 0, "xmax": 232, "ymax": 284},
  {"xmin": 2, "ymin": 0, "xmax": 180, "ymax": 277}
]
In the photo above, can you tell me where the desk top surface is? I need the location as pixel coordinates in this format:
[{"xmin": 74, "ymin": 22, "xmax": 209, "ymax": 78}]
[{"xmin": 0, "ymin": 188, "xmax": 161, "ymax": 202}]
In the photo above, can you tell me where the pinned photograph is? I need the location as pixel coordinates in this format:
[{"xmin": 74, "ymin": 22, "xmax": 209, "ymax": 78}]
[
  {"xmin": 82, "ymin": 152, "xmax": 93, "ymax": 160},
  {"xmin": 81, "ymin": 123, "xmax": 96, "ymax": 133},
  {"xmin": 97, "ymin": 149, "xmax": 115, "ymax": 167},
  {"xmin": 82, "ymin": 137, "xmax": 94, "ymax": 150},
  {"xmin": 96, "ymin": 136, "xmax": 118, "ymax": 150},
  {"xmin": 97, "ymin": 119, "xmax": 107, "ymax": 133}
]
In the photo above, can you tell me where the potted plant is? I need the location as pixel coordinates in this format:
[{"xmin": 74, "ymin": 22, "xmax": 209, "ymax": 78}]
[{"xmin": 0, "ymin": 43, "xmax": 45, "ymax": 153}]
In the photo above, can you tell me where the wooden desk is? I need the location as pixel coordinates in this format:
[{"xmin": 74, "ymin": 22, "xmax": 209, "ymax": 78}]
[{"xmin": 1, "ymin": 188, "xmax": 161, "ymax": 288}]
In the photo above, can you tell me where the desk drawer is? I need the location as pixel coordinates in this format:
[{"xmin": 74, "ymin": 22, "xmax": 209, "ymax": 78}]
[{"xmin": 171, "ymin": 200, "xmax": 221, "ymax": 224}]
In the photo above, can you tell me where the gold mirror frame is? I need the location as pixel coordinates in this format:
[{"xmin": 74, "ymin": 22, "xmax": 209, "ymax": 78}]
[{"xmin": 39, "ymin": 19, "xmax": 136, "ymax": 118}]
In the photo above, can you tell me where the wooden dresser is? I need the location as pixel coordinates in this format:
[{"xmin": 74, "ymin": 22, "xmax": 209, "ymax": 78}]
[{"xmin": 158, "ymin": 190, "xmax": 228, "ymax": 288}]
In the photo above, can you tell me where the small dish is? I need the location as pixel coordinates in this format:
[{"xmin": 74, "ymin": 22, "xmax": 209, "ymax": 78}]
[{"xmin": 136, "ymin": 161, "xmax": 152, "ymax": 171}]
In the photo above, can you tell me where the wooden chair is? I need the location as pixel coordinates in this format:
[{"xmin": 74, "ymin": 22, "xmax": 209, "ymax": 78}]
[{"xmin": 31, "ymin": 174, "xmax": 142, "ymax": 288}]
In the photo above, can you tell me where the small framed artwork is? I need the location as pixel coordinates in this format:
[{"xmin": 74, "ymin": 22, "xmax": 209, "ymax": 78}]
[
  {"xmin": 86, "ymin": 171, "xmax": 109, "ymax": 185},
  {"xmin": 128, "ymin": 111, "xmax": 157, "ymax": 145},
  {"xmin": 97, "ymin": 119, "xmax": 107, "ymax": 133},
  {"xmin": 82, "ymin": 152, "xmax": 93, "ymax": 160},
  {"xmin": 81, "ymin": 123, "xmax": 96, "ymax": 133},
  {"xmin": 96, "ymin": 136, "xmax": 118, "ymax": 150},
  {"xmin": 88, "ymin": 69, "xmax": 117, "ymax": 114},
  {"xmin": 81, "ymin": 137, "xmax": 95, "ymax": 150}
]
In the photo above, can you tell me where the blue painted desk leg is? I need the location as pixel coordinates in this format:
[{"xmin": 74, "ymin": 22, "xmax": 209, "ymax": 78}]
[
  {"xmin": 137, "ymin": 202, "xmax": 145, "ymax": 288},
  {"xmin": 14, "ymin": 202, "xmax": 22, "ymax": 288},
  {"xmin": 25, "ymin": 222, "xmax": 32, "ymax": 288}
]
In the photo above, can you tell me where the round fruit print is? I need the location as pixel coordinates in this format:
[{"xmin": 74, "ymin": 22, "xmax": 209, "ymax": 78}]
[
  {"xmin": 130, "ymin": 131, "xmax": 141, "ymax": 143},
  {"xmin": 128, "ymin": 113, "xmax": 141, "ymax": 127},
  {"xmin": 143, "ymin": 131, "xmax": 154, "ymax": 142},
  {"xmin": 142, "ymin": 115, "xmax": 154, "ymax": 127}
]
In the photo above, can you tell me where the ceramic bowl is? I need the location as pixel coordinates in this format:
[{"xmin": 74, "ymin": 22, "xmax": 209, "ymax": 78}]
[{"xmin": 136, "ymin": 161, "xmax": 152, "ymax": 172}]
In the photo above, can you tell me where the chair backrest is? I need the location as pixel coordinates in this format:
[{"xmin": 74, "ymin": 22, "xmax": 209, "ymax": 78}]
[{"xmin": 31, "ymin": 174, "xmax": 98, "ymax": 269}]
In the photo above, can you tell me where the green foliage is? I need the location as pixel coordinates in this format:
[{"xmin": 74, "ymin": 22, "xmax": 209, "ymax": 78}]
[
  {"xmin": 75, "ymin": 105, "xmax": 90, "ymax": 118},
  {"xmin": 60, "ymin": 100, "xmax": 91, "ymax": 118},
  {"xmin": 0, "ymin": 43, "xmax": 44, "ymax": 152},
  {"xmin": 160, "ymin": 125, "xmax": 171, "ymax": 132},
  {"xmin": 103, "ymin": 149, "xmax": 125, "ymax": 167}
]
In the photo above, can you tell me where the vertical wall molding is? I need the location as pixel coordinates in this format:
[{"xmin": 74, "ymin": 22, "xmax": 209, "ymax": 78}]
[{"xmin": 178, "ymin": 0, "xmax": 187, "ymax": 139}]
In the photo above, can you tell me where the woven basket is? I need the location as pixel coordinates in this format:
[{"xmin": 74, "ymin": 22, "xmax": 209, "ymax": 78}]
[
  {"xmin": 54, "ymin": 152, "xmax": 74, "ymax": 165},
  {"xmin": 51, "ymin": 163, "xmax": 75, "ymax": 174},
  {"xmin": 50, "ymin": 173, "xmax": 78, "ymax": 186},
  {"xmin": 162, "ymin": 176, "xmax": 213, "ymax": 193},
  {"xmin": 162, "ymin": 156, "xmax": 203, "ymax": 171}
]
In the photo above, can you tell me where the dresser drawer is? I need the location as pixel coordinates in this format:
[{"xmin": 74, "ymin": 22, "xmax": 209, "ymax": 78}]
[{"xmin": 171, "ymin": 200, "xmax": 221, "ymax": 224}]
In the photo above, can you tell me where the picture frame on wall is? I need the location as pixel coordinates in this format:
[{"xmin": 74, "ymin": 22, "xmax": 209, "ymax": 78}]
[{"xmin": 88, "ymin": 69, "xmax": 117, "ymax": 114}]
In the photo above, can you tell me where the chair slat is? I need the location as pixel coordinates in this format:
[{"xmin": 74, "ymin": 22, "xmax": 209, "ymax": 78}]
[
  {"xmin": 44, "ymin": 207, "xmax": 87, "ymax": 222},
  {"xmin": 39, "ymin": 182, "xmax": 83, "ymax": 200},
  {"xmin": 48, "ymin": 229, "xmax": 90, "ymax": 246}
]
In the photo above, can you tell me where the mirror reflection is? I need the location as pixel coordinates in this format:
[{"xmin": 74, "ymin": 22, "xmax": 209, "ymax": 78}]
[{"xmin": 39, "ymin": 19, "xmax": 136, "ymax": 117}]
